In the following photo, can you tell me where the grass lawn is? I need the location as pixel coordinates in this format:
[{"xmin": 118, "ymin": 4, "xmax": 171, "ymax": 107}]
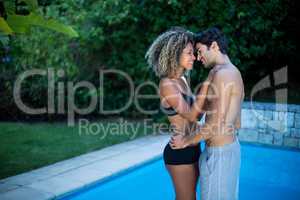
[{"xmin": 0, "ymin": 119, "xmax": 155, "ymax": 179}]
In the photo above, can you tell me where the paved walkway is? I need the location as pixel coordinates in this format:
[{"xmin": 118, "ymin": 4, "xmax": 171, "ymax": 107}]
[{"xmin": 0, "ymin": 135, "xmax": 169, "ymax": 200}]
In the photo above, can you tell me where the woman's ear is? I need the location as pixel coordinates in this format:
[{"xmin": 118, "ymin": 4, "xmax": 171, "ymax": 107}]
[{"xmin": 211, "ymin": 41, "xmax": 220, "ymax": 51}]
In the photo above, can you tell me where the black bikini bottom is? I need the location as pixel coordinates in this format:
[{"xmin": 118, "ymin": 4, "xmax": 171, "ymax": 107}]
[{"xmin": 163, "ymin": 143, "xmax": 201, "ymax": 165}]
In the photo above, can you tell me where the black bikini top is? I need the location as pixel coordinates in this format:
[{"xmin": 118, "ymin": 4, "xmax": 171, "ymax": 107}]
[{"xmin": 162, "ymin": 92, "xmax": 195, "ymax": 116}]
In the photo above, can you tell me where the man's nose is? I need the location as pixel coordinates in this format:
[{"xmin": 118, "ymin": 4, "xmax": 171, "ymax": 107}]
[{"xmin": 192, "ymin": 54, "xmax": 196, "ymax": 60}]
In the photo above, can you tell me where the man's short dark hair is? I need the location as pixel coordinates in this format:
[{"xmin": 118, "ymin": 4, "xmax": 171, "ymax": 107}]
[{"xmin": 194, "ymin": 27, "xmax": 228, "ymax": 54}]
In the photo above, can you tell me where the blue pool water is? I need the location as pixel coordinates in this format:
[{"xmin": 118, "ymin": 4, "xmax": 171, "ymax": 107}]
[{"xmin": 61, "ymin": 143, "xmax": 300, "ymax": 200}]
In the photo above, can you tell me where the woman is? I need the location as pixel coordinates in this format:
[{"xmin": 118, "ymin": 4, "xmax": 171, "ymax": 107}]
[{"xmin": 145, "ymin": 28, "xmax": 214, "ymax": 200}]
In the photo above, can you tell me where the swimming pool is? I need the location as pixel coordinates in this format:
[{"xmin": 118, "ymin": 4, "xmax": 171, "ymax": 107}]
[{"xmin": 61, "ymin": 143, "xmax": 300, "ymax": 200}]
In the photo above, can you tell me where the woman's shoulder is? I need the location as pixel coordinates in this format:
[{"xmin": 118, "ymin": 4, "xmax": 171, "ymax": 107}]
[
  {"xmin": 160, "ymin": 77, "xmax": 176, "ymax": 82},
  {"xmin": 159, "ymin": 77, "xmax": 180, "ymax": 95},
  {"xmin": 160, "ymin": 77, "xmax": 177, "ymax": 87}
]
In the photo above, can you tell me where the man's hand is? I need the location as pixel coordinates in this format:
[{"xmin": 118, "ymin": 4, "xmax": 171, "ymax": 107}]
[{"xmin": 169, "ymin": 134, "xmax": 190, "ymax": 149}]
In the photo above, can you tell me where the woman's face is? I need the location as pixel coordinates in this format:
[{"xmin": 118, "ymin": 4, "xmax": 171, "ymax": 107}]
[{"xmin": 179, "ymin": 42, "xmax": 196, "ymax": 70}]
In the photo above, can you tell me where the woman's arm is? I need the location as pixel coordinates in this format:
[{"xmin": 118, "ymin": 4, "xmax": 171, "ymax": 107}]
[
  {"xmin": 189, "ymin": 81, "xmax": 210, "ymax": 121},
  {"xmin": 160, "ymin": 71, "xmax": 214, "ymax": 122},
  {"xmin": 181, "ymin": 69, "xmax": 216, "ymax": 122},
  {"xmin": 169, "ymin": 124, "xmax": 212, "ymax": 149}
]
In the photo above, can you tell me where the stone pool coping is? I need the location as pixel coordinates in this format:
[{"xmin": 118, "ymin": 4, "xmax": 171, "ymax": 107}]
[{"xmin": 0, "ymin": 135, "xmax": 170, "ymax": 200}]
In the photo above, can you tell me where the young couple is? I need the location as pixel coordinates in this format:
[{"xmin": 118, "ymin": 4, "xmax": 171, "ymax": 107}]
[{"xmin": 145, "ymin": 27, "xmax": 244, "ymax": 200}]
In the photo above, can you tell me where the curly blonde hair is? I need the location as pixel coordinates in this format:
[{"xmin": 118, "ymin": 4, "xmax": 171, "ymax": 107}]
[{"xmin": 145, "ymin": 27, "xmax": 194, "ymax": 78}]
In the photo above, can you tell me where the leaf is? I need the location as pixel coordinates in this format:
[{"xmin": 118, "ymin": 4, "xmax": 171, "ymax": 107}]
[
  {"xmin": 0, "ymin": 17, "xmax": 14, "ymax": 35},
  {"xmin": 6, "ymin": 14, "xmax": 31, "ymax": 33},
  {"xmin": 34, "ymin": 16, "xmax": 79, "ymax": 38},
  {"xmin": 7, "ymin": 13, "xmax": 79, "ymax": 37}
]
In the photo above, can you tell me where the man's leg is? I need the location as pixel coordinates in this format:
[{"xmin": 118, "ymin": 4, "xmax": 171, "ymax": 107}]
[{"xmin": 200, "ymin": 139, "xmax": 240, "ymax": 200}]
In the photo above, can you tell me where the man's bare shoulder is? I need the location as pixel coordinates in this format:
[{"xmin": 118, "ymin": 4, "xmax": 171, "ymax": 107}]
[{"xmin": 214, "ymin": 64, "xmax": 241, "ymax": 83}]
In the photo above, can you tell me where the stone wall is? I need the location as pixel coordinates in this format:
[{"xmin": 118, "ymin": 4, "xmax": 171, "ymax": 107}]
[{"xmin": 237, "ymin": 102, "xmax": 300, "ymax": 148}]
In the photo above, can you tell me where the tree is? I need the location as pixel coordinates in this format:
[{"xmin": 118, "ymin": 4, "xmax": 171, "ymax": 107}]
[{"xmin": 0, "ymin": 0, "xmax": 78, "ymax": 45}]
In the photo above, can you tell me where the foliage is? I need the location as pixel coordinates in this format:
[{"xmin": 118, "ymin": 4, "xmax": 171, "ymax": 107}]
[
  {"xmin": 0, "ymin": 0, "xmax": 297, "ymax": 120},
  {"xmin": 0, "ymin": 0, "xmax": 78, "ymax": 37}
]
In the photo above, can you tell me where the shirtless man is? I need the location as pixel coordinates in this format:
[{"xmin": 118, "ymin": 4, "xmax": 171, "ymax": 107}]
[{"xmin": 170, "ymin": 27, "xmax": 245, "ymax": 200}]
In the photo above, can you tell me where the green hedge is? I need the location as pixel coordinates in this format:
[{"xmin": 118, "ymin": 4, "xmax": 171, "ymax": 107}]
[{"xmin": 0, "ymin": 0, "xmax": 296, "ymax": 120}]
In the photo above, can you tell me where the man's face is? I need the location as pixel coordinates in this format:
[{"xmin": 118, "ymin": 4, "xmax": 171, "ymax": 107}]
[{"xmin": 195, "ymin": 43, "xmax": 216, "ymax": 68}]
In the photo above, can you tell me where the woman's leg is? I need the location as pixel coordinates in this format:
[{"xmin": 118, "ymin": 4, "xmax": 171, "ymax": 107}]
[{"xmin": 166, "ymin": 163, "xmax": 199, "ymax": 200}]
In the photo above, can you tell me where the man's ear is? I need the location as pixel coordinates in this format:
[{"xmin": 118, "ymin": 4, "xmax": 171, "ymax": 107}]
[{"xmin": 211, "ymin": 41, "xmax": 220, "ymax": 51}]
